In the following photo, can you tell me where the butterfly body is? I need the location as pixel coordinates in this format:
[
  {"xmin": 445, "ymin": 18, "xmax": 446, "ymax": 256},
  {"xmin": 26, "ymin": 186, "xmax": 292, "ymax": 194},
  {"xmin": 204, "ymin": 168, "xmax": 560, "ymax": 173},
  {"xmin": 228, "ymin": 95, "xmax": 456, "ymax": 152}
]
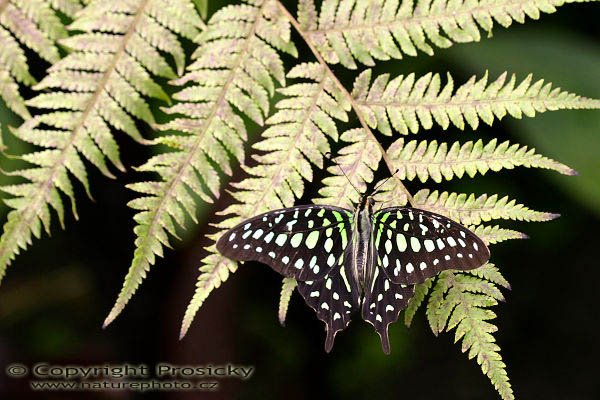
[{"xmin": 217, "ymin": 196, "xmax": 490, "ymax": 354}]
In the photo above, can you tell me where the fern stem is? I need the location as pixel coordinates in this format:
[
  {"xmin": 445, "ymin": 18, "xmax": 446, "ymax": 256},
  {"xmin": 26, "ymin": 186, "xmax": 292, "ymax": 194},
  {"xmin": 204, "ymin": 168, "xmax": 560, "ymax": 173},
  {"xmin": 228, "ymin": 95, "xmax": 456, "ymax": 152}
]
[{"xmin": 276, "ymin": 0, "xmax": 415, "ymax": 206}]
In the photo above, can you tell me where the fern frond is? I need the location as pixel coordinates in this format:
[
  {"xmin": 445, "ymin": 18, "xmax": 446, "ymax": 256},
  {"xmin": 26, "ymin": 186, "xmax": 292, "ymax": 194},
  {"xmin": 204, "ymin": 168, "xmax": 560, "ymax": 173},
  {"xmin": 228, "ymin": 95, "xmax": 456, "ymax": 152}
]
[
  {"xmin": 0, "ymin": 0, "xmax": 83, "ymax": 119},
  {"xmin": 278, "ymin": 276, "xmax": 297, "ymax": 326},
  {"xmin": 179, "ymin": 61, "xmax": 352, "ymax": 338},
  {"xmin": 471, "ymin": 224, "xmax": 528, "ymax": 244},
  {"xmin": 387, "ymin": 138, "xmax": 575, "ymax": 183},
  {"xmin": 414, "ymin": 189, "xmax": 558, "ymax": 225},
  {"xmin": 404, "ymin": 279, "xmax": 432, "ymax": 327},
  {"xmin": 0, "ymin": 0, "xmax": 202, "ymax": 286},
  {"xmin": 427, "ymin": 269, "xmax": 513, "ymax": 400},
  {"xmin": 353, "ymin": 70, "xmax": 600, "ymax": 135},
  {"xmin": 104, "ymin": 0, "xmax": 295, "ymax": 327},
  {"xmin": 301, "ymin": 0, "xmax": 594, "ymax": 69}
]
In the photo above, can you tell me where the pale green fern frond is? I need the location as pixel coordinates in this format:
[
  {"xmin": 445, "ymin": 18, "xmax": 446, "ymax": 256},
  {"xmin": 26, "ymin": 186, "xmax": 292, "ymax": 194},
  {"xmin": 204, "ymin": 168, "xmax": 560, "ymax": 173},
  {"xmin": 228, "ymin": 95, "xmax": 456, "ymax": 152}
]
[
  {"xmin": 300, "ymin": 0, "xmax": 595, "ymax": 69},
  {"xmin": 470, "ymin": 225, "xmax": 528, "ymax": 244},
  {"xmin": 353, "ymin": 70, "xmax": 600, "ymax": 135},
  {"xmin": 387, "ymin": 138, "xmax": 575, "ymax": 183},
  {"xmin": 426, "ymin": 268, "xmax": 513, "ymax": 400},
  {"xmin": 179, "ymin": 61, "xmax": 352, "ymax": 338},
  {"xmin": 104, "ymin": 0, "xmax": 296, "ymax": 327},
  {"xmin": 0, "ymin": 0, "xmax": 83, "ymax": 119},
  {"xmin": 403, "ymin": 278, "xmax": 432, "ymax": 326},
  {"xmin": 0, "ymin": 0, "xmax": 202, "ymax": 286},
  {"xmin": 278, "ymin": 276, "xmax": 297, "ymax": 325},
  {"xmin": 414, "ymin": 189, "xmax": 558, "ymax": 224}
]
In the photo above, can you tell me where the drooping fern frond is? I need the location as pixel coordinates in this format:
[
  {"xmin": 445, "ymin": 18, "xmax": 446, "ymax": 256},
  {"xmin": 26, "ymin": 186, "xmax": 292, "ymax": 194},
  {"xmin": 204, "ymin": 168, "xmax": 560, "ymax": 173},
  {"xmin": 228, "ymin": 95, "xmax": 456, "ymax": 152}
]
[
  {"xmin": 0, "ymin": 0, "xmax": 84, "ymax": 119},
  {"xmin": 0, "ymin": 0, "xmax": 203, "ymax": 285},
  {"xmin": 353, "ymin": 70, "xmax": 600, "ymax": 135},
  {"xmin": 178, "ymin": 61, "xmax": 353, "ymax": 337},
  {"xmin": 301, "ymin": 0, "xmax": 595, "ymax": 69},
  {"xmin": 278, "ymin": 276, "xmax": 297, "ymax": 325},
  {"xmin": 104, "ymin": 0, "xmax": 297, "ymax": 327},
  {"xmin": 386, "ymin": 138, "xmax": 575, "ymax": 183},
  {"xmin": 426, "ymin": 267, "xmax": 513, "ymax": 400}
]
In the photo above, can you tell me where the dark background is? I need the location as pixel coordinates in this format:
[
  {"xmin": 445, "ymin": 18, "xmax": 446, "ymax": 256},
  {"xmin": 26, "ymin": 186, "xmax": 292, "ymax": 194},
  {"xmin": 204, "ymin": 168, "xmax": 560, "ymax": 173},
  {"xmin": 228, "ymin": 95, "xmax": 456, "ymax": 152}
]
[{"xmin": 0, "ymin": 1, "xmax": 598, "ymax": 399}]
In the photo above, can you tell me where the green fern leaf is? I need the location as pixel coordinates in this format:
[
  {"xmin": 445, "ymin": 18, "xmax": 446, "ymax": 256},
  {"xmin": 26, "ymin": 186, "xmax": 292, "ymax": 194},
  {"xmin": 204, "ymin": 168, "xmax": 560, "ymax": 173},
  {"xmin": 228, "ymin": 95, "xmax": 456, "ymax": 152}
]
[
  {"xmin": 108, "ymin": 0, "xmax": 299, "ymax": 328},
  {"xmin": 470, "ymin": 224, "xmax": 528, "ymax": 244},
  {"xmin": 427, "ymin": 269, "xmax": 513, "ymax": 400},
  {"xmin": 0, "ymin": 0, "xmax": 202, "ymax": 286},
  {"xmin": 179, "ymin": 61, "xmax": 352, "ymax": 338},
  {"xmin": 414, "ymin": 189, "xmax": 558, "ymax": 225},
  {"xmin": 278, "ymin": 276, "xmax": 297, "ymax": 326},
  {"xmin": 353, "ymin": 70, "xmax": 600, "ymax": 135},
  {"xmin": 301, "ymin": 0, "xmax": 595, "ymax": 69},
  {"xmin": 403, "ymin": 279, "xmax": 432, "ymax": 327},
  {"xmin": 0, "ymin": 0, "xmax": 83, "ymax": 119},
  {"xmin": 387, "ymin": 137, "xmax": 576, "ymax": 183}
]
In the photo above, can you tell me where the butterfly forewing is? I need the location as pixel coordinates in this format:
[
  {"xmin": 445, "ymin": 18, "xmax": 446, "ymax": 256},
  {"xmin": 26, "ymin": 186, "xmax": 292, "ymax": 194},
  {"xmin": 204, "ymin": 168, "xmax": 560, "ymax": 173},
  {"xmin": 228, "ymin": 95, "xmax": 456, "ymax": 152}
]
[
  {"xmin": 361, "ymin": 263, "xmax": 414, "ymax": 354},
  {"xmin": 216, "ymin": 205, "xmax": 353, "ymax": 282},
  {"xmin": 372, "ymin": 207, "xmax": 490, "ymax": 285},
  {"xmin": 297, "ymin": 264, "xmax": 360, "ymax": 352}
]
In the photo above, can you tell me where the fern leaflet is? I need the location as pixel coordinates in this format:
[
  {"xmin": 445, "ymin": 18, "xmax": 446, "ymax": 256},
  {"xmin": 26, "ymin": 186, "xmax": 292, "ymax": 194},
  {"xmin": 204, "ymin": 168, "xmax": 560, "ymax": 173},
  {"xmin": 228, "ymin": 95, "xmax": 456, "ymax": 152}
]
[
  {"xmin": 353, "ymin": 70, "xmax": 600, "ymax": 135},
  {"xmin": 300, "ymin": 0, "xmax": 596, "ymax": 69},
  {"xmin": 106, "ymin": 0, "xmax": 299, "ymax": 327}
]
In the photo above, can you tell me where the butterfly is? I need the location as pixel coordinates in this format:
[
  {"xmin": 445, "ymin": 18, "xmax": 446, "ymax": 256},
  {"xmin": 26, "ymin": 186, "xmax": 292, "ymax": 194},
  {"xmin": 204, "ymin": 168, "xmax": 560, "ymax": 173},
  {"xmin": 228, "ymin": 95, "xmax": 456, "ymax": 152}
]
[{"xmin": 216, "ymin": 195, "xmax": 490, "ymax": 354}]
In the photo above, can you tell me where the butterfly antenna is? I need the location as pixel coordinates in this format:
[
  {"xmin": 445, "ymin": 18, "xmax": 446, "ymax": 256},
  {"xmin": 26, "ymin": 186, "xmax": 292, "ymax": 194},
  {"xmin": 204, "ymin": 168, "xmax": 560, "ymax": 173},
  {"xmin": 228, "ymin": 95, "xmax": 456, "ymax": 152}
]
[
  {"xmin": 325, "ymin": 152, "xmax": 361, "ymax": 196},
  {"xmin": 372, "ymin": 168, "xmax": 400, "ymax": 194},
  {"xmin": 372, "ymin": 167, "xmax": 415, "ymax": 207}
]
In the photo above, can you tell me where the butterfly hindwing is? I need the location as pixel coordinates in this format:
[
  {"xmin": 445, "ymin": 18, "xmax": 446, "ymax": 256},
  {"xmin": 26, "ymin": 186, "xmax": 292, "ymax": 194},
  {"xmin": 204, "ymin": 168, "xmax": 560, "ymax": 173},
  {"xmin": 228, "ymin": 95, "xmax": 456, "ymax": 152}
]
[
  {"xmin": 216, "ymin": 205, "xmax": 353, "ymax": 282},
  {"xmin": 372, "ymin": 207, "xmax": 490, "ymax": 285},
  {"xmin": 297, "ymin": 264, "xmax": 360, "ymax": 352},
  {"xmin": 361, "ymin": 263, "xmax": 415, "ymax": 354}
]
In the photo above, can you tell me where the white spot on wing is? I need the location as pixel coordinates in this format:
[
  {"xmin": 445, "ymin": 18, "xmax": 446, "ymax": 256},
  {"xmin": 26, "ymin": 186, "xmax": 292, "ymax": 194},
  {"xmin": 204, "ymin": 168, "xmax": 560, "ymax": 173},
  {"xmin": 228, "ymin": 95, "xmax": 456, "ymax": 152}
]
[
  {"xmin": 264, "ymin": 232, "xmax": 274, "ymax": 243},
  {"xmin": 424, "ymin": 240, "xmax": 435, "ymax": 252}
]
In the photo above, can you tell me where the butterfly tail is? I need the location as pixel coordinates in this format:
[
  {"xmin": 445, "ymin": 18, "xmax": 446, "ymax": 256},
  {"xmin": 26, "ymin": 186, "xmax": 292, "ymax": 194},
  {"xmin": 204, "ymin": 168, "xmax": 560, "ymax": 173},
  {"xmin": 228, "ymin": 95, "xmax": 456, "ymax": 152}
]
[
  {"xmin": 377, "ymin": 326, "xmax": 391, "ymax": 355},
  {"xmin": 324, "ymin": 326, "xmax": 336, "ymax": 353}
]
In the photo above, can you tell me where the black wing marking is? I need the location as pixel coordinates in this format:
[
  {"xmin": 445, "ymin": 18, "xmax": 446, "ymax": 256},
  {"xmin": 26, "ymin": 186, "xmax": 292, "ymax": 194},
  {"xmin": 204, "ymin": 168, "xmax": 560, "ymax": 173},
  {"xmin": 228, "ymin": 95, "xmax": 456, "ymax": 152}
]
[
  {"xmin": 372, "ymin": 207, "xmax": 490, "ymax": 285},
  {"xmin": 297, "ymin": 264, "xmax": 360, "ymax": 352},
  {"xmin": 216, "ymin": 205, "xmax": 353, "ymax": 282},
  {"xmin": 361, "ymin": 263, "xmax": 415, "ymax": 354}
]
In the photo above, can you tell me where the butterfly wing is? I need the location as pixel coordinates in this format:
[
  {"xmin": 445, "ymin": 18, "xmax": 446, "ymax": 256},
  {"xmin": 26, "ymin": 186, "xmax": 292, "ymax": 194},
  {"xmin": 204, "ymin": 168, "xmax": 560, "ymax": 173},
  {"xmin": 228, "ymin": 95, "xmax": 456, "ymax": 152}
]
[
  {"xmin": 372, "ymin": 207, "xmax": 490, "ymax": 285},
  {"xmin": 217, "ymin": 205, "xmax": 358, "ymax": 352},
  {"xmin": 297, "ymin": 264, "xmax": 360, "ymax": 352},
  {"xmin": 216, "ymin": 205, "xmax": 353, "ymax": 282},
  {"xmin": 361, "ymin": 263, "xmax": 415, "ymax": 354}
]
